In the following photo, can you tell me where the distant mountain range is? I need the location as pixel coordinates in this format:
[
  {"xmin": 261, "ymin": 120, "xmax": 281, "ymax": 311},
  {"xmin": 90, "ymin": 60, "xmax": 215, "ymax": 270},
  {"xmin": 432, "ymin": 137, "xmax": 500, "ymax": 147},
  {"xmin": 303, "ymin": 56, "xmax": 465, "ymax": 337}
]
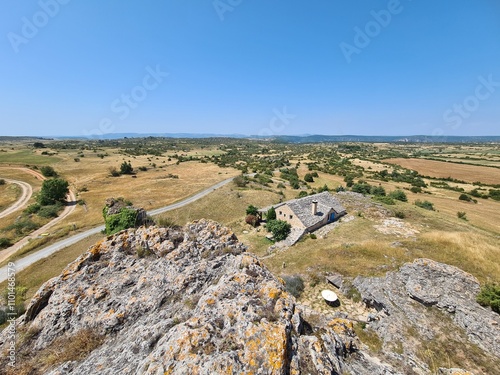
[{"xmin": 2, "ymin": 133, "xmax": 500, "ymax": 143}]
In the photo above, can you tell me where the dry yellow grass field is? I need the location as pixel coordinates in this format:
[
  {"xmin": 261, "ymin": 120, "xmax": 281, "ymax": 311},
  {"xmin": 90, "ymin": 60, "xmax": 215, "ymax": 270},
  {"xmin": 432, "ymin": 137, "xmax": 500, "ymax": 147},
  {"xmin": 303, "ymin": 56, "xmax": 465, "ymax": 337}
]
[
  {"xmin": 0, "ymin": 182, "xmax": 20, "ymax": 211},
  {"xmin": 384, "ymin": 158, "xmax": 500, "ymax": 185}
]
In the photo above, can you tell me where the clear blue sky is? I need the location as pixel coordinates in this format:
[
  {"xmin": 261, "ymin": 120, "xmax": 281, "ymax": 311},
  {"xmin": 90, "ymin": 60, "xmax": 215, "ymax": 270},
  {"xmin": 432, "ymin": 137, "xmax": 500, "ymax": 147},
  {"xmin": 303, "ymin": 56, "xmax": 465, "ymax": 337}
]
[{"xmin": 1, "ymin": 1, "xmax": 499, "ymax": 137}]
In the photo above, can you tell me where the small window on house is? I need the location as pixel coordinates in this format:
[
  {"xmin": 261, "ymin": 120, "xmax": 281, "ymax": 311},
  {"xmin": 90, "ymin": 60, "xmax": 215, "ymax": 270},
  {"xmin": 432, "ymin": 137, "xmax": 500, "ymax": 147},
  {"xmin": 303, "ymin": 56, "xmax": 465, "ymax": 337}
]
[
  {"xmin": 279, "ymin": 211, "xmax": 282, "ymax": 215},
  {"xmin": 289, "ymin": 215, "xmax": 293, "ymax": 219}
]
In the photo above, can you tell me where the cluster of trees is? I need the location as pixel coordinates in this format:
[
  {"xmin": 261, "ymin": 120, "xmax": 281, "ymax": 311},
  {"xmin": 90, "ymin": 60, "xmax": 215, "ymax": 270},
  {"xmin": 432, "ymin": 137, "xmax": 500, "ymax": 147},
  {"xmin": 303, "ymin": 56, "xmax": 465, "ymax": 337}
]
[
  {"xmin": 109, "ymin": 161, "xmax": 134, "ymax": 177},
  {"xmin": 245, "ymin": 205, "xmax": 291, "ymax": 242}
]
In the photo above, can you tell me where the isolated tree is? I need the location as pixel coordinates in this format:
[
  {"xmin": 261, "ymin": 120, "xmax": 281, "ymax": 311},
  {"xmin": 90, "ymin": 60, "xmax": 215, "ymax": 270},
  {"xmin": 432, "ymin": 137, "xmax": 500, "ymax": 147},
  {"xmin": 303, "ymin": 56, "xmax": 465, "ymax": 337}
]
[
  {"xmin": 304, "ymin": 173, "xmax": 314, "ymax": 183},
  {"xmin": 266, "ymin": 206, "xmax": 276, "ymax": 221},
  {"xmin": 120, "ymin": 161, "xmax": 133, "ymax": 175},
  {"xmin": 266, "ymin": 220, "xmax": 291, "ymax": 242},
  {"xmin": 37, "ymin": 178, "xmax": 69, "ymax": 205}
]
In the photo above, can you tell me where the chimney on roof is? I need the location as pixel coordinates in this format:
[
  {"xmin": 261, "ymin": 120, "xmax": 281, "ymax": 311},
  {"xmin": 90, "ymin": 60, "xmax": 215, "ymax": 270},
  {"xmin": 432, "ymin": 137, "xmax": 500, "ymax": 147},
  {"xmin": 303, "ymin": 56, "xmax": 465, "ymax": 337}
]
[{"xmin": 311, "ymin": 200, "xmax": 318, "ymax": 215}]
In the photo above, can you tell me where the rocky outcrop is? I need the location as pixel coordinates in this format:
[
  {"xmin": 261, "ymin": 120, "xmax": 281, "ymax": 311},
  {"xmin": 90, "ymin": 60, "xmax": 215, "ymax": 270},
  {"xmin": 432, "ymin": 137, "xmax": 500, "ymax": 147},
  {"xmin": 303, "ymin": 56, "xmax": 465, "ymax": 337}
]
[
  {"xmin": 352, "ymin": 258, "xmax": 500, "ymax": 374},
  {"xmin": 0, "ymin": 220, "xmax": 395, "ymax": 375}
]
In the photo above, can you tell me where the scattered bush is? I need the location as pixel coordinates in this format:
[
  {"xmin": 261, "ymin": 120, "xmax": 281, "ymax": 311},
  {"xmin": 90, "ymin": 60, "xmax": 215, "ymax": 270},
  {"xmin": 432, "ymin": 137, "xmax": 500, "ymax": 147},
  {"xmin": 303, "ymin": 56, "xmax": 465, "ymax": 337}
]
[
  {"xmin": 415, "ymin": 200, "xmax": 434, "ymax": 211},
  {"xmin": 25, "ymin": 203, "xmax": 41, "ymax": 214},
  {"xmin": 37, "ymin": 204, "xmax": 61, "ymax": 218},
  {"xmin": 6, "ymin": 218, "xmax": 40, "ymax": 235},
  {"xmin": 40, "ymin": 166, "xmax": 58, "ymax": 177},
  {"xmin": 120, "ymin": 161, "xmax": 133, "ymax": 175},
  {"xmin": 318, "ymin": 184, "xmax": 329, "ymax": 192},
  {"xmin": 33, "ymin": 142, "xmax": 45, "ymax": 148},
  {"xmin": 394, "ymin": 210, "xmax": 406, "ymax": 219},
  {"xmin": 352, "ymin": 182, "xmax": 371, "ymax": 195},
  {"xmin": 374, "ymin": 196, "xmax": 395, "ymax": 205},
  {"xmin": 477, "ymin": 284, "xmax": 500, "ymax": 314},
  {"xmin": 109, "ymin": 167, "xmax": 120, "ymax": 177},
  {"xmin": 457, "ymin": 211, "xmax": 467, "ymax": 220},
  {"xmin": 309, "ymin": 233, "xmax": 317, "ymax": 239},
  {"xmin": 389, "ymin": 190, "xmax": 408, "ymax": 202},
  {"xmin": 234, "ymin": 175, "xmax": 248, "ymax": 187},
  {"xmin": 103, "ymin": 206, "xmax": 138, "ymax": 235},
  {"xmin": 245, "ymin": 214, "xmax": 259, "ymax": 227},
  {"xmin": 459, "ymin": 194, "xmax": 472, "ymax": 202},
  {"xmin": 0, "ymin": 179, "xmax": 5, "ymax": 185},
  {"xmin": 297, "ymin": 191, "xmax": 308, "ymax": 198},
  {"xmin": 283, "ymin": 275, "xmax": 305, "ymax": 298},
  {"xmin": 0, "ymin": 238, "xmax": 11, "ymax": 249},
  {"xmin": 246, "ymin": 205, "xmax": 259, "ymax": 216},
  {"xmin": 266, "ymin": 206, "xmax": 276, "ymax": 221},
  {"xmin": 370, "ymin": 185, "xmax": 386, "ymax": 196},
  {"xmin": 304, "ymin": 173, "xmax": 314, "ymax": 182},
  {"xmin": 488, "ymin": 189, "xmax": 500, "ymax": 201},
  {"xmin": 410, "ymin": 186, "xmax": 422, "ymax": 193},
  {"xmin": 266, "ymin": 219, "xmax": 291, "ymax": 241},
  {"xmin": 138, "ymin": 166, "xmax": 148, "ymax": 171}
]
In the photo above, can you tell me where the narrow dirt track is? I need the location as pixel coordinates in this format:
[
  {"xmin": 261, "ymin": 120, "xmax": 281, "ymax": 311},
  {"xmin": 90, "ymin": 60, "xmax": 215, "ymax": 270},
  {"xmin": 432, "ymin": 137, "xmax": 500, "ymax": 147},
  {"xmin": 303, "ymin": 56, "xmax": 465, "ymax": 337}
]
[
  {"xmin": 0, "ymin": 167, "xmax": 77, "ymax": 264},
  {"xmin": 0, "ymin": 179, "xmax": 32, "ymax": 219}
]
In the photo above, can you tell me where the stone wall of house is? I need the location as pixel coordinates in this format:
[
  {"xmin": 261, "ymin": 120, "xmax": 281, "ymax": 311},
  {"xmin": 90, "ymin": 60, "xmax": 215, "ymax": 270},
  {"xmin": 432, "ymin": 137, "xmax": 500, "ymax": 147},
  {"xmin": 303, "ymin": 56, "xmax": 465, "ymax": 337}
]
[{"xmin": 275, "ymin": 204, "xmax": 305, "ymax": 228}]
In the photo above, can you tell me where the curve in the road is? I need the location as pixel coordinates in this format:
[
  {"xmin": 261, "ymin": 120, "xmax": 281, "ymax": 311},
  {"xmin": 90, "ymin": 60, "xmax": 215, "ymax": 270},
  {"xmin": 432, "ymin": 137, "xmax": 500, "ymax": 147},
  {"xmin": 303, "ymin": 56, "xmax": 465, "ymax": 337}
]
[
  {"xmin": 0, "ymin": 179, "xmax": 32, "ymax": 219},
  {"xmin": 0, "ymin": 168, "xmax": 77, "ymax": 264},
  {"xmin": 0, "ymin": 176, "xmax": 236, "ymax": 282}
]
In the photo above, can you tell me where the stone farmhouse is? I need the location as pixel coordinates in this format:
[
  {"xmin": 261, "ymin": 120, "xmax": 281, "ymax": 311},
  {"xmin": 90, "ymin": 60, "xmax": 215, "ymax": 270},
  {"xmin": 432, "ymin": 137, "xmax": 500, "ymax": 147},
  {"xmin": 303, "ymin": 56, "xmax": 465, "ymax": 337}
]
[{"xmin": 259, "ymin": 191, "xmax": 347, "ymax": 243}]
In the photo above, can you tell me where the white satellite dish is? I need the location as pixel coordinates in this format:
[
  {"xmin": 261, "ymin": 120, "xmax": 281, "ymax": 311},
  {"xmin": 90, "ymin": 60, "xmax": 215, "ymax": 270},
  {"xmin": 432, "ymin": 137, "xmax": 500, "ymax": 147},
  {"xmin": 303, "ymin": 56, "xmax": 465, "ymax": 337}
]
[{"xmin": 321, "ymin": 289, "xmax": 338, "ymax": 302}]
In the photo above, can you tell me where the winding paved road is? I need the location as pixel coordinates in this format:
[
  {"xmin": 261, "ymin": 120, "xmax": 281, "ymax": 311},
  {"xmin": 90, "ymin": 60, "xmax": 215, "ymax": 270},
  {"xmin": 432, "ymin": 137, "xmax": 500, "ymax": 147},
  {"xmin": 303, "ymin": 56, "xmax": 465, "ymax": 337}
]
[
  {"xmin": 0, "ymin": 179, "xmax": 32, "ymax": 219},
  {"xmin": 0, "ymin": 176, "xmax": 236, "ymax": 282}
]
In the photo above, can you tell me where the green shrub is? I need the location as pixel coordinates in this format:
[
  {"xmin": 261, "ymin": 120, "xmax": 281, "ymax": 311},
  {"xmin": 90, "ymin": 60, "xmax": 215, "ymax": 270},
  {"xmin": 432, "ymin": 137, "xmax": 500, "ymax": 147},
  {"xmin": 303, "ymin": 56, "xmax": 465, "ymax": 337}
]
[
  {"xmin": 25, "ymin": 203, "xmax": 41, "ymax": 214},
  {"xmin": 120, "ymin": 161, "xmax": 133, "ymax": 175},
  {"xmin": 415, "ymin": 200, "xmax": 435, "ymax": 211},
  {"xmin": 6, "ymin": 218, "xmax": 39, "ymax": 235},
  {"xmin": 266, "ymin": 220, "xmax": 291, "ymax": 241},
  {"xmin": 297, "ymin": 191, "xmax": 308, "ymax": 198},
  {"xmin": 457, "ymin": 211, "xmax": 467, "ymax": 220},
  {"xmin": 103, "ymin": 207, "xmax": 138, "ymax": 235},
  {"xmin": 370, "ymin": 185, "xmax": 386, "ymax": 196},
  {"xmin": 0, "ymin": 238, "xmax": 12, "ymax": 249},
  {"xmin": 389, "ymin": 190, "xmax": 408, "ymax": 202},
  {"xmin": 309, "ymin": 233, "xmax": 317, "ymax": 240},
  {"xmin": 40, "ymin": 166, "xmax": 58, "ymax": 177},
  {"xmin": 477, "ymin": 284, "xmax": 500, "ymax": 314},
  {"xmin": 246, "ymin": 205, "xmax": 258, "ymax": 216},
  {"xmin": 459, "ymin": 194, "xmax": 471, "ymax": 202},
  {"xmin": 374, "ymin": 196, "xmax": 395, "ymax": 205},
  {"xmin": 488, "ymin": 189, "xmax": 500, "ymax": 201},
  {"xmin": 234, "ymin": 175, "xmax": 248, "ymax": 187},
  {"xmin": 394, "ymin": 210, "xmax": 406, "ymax": 219},
  {"xmin": 266, "ymin": 206, "xmax": 276, "ymax": 221},
  {"xmin": 283, "ymin": 275, "xmax": 305, "ymax": 298},
  {"xmin": 352, "ymin": 182, "xmax": 371, "ymax": 195},
  {"xmin": 0, "ymin": 179, "xmax": 5, "ymax": 185},
  {"xmin": 410, "ymin": 186, "xmax": 422, "ymax": 193},
  {"xmin": 37, "ymin": 204, "xmax": 61, "ymax": 218},
  {"xmin": 304, "ymin": 173, "xmax": 314, "ymax": 182}
]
